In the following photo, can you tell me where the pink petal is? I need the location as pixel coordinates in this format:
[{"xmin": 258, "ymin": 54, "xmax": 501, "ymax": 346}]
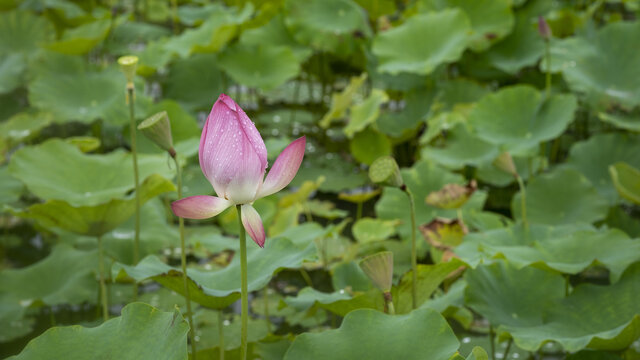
[
  {"xmin": 198, "ymin": 94, "xmax": 267, "ymax": 203},
  {"xmin": 257, "ymin": 137, "xmax": 306, "ymax": 199},
  {"xmin": 171, "ymin": 195, "xmax": 232, "ymax": 219},
  {"xmin": 241, "ymin": 204, "xmax": 265, "ymax": 248}
]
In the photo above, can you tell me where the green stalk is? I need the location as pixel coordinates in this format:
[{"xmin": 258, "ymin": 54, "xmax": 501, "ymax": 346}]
[
  {"xmin": 544, "ymin": 39, "xmax": 551, "ymax": 97},
  {"xmin": 489, "ymin": 325, "xmax": 496, "ymax": 360},
  {"xmin": 97, "ymin": 235, "xmax": 109, "ymax": 321},
  {"xmin": 503, "ymin": 338, "xmax": 513, "ymax": 360},
  {"xmin": 218, "ymin": 311, "xmax": 225, "ymax": 360},
  {"xmin": 383, "ymin": 292, "xmax": 395, "ymax": 315},
  {"xmin": 127, "ymin": 85, "xmax": 140, "ymax": 300},
  {"xmin": 236, "ymin": 205, "xmax": 249, "ymax": 360},
  {"xmin": 405, "ymin": 188, "xmax": 418, "ymax": 310},
  {"xmin": 173, "ymin": 155, "xmax": 196, "ymax": 359},
  {"xmin": 516, "ymin": 175, "xmax": 528, "ymax": 232},
  {"xmin": 264, "ymin": 287, "xmax": 272, "ymax": 333},
  {"xmin": 356, "ymin": 202, "xmax": 363, "ymax": 221}
]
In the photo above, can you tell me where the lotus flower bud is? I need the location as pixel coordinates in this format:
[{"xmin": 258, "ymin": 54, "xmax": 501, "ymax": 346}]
[
  {"xmin": 493, "ymin": 152, "xmax": 518, "ymax": 178},
  {"xmin": 369, "ymin": 156, "xmax": 403, "ymax": 188},
  {"xmin": 538, "ymin": 16, "xmax": 552, "ymax": 40},
  {"xmin": 138, "ymin": 111, "xmax": 175, "ymax": 156},
  {"xmin": 360, "ymin": 251, "xmax": 394, "ymax": 293},
  {"xmin": 118, "ymin": 55, "xmax": 139, "ymax": 85}
]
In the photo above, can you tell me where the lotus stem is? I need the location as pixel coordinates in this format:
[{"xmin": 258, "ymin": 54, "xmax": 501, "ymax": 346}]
[
  {"xmin": 218, "ymin": 311, "xmax": 225, "ymax": 360},
  {"xmin": 383, "ymin": 292, "xmax": 395, "ymax": 315},
  {"xmin": 127, "ymin": 84, "xmax": 141, "ymax": 300},
  {"xmin": 516, "ymin": 175, "xmax": 528, "ymax": 232},
  {"xmin": 457, "ymin": 208, "xmax": 464, "ymax": 226},
  {"xmin": 404, "ymin": 187, "xmax": 418, "ymax": 310},
  {"xmin": 503, "ymin": 338, "xmax": 513, "ymax": 360},
  {"xmin": 356, "ymin": 202, "xmax": 363, "ymax": 220},
  {"xmin": 236, "ymin": 205, "xmax": 249, "ymax": 360},
  {"xmin": 264, "ymin": 286, "xmax": 272, "ymax": 333},
  {"xmin": 173, "ymin": 155, "xmax": 196, "ymax": 359},
  {"xmin": 97, "ymin": 235, "xmax": 109, "ymax": 321},
  {"xmin": 489, "ymin": 325, "xmax": 496, "ymax": 360},
  {"xmin": 545, "ymin": 39, "xmax": 551, "ymax": 97}
]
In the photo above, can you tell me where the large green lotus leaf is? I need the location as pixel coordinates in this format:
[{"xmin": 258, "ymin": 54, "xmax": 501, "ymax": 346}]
[
  {"xmin": 163, "ymin": 5, "xmax": 252, "ymax": 58},
  {"xmin": 610, "ymin": 162, "xmax": 640, "ymax": 205},
  {"xmin": 372, "ymin": 9, "xmax": 471, "ymax": 75},
  {"xmin": 104, "ymin": 20, "xmax": 171, "ymax": 55},
  {"xmin": 0, "ymin": 293, "xmax": 34, "ymax": 342},
  {"xmin": 352, "ymin": 217, "xmax": 397, "ymax": 244},
  {"xmin": 46, "ymin": 18, "xmax": 111, "ymax": 55},
  {"xmin": 349, "ymin": 127, "xmax": 392, "ymax": 165},
  {"xmin": 565, "ymin": 133, "xmax": 640, "ymax": 204},
  {"xmin": 457, "ymin": 225, "xmax": 640, "ymax": 282},
  {"xmin": 177, "ymin": 3, "xmax": 225, "ymax": 26},
  {"xmin": 162, "ymin": 53, "xmax": 224, "ymax": 112},
  {"xmin": 0, "ymin": 10, "xmax": 54, "ymax": 56},
  {"xmin": 217, "ymin": 44, "xmax": 301, "ymax": 92},
  {"xmin": 0, "ymin": 166, "xmax": 22, "ymax": 204},
  {"xmin": 284, "ymin": 308, "xmax": 460, "ymax": 360},
  {"xmin": 284, "ymin": 0, "xmax": 369, "ymax": 53},
  {"xmin": 465, "ymin": 260, "xmax": 566, "ymax": 328},
  {"xmin": 468, "ymin": 85, "xmax": 576, "ymax": 153},
  {"xmin": 9, "ymin": 139, "xmax": 173, "ymax": 206},
  {"xmin": 28, "ymin": 57, "xmax": 151, "ymax": 125},
  {"xmin": 421, "ymin": 123, "xmax": 498, "ymax": 170},
  {"xmin": 559, "ymin": 21, "xmax": 640, "ymax": 109},
  {"xmin": 377, "ymin": 86, "xmax": 437, "ymax": 138},
  {"xmin": 344, "ymin": 89, "xmax": 389, "ymax": 138},
  {"xmin": 376, "ymin": 160, "xmax": 487, "ymax": 238},
  {"xmin": 292, "ymin": 154, "xmax": 368, "ymax": 193},
  {"xmin": 420, "ymin": 0, "xmax": 514, "ymax": 52},
  {"xmin": 393, "ymin": 259, "xmax": 465, "ymax": 314},
  {"xmin": 114, "ymin": 237, "xmax": 316, "ymax": 309},
  {"xmin": 9, "ymin": 302, "xmax": 189, "ymax": 360},
  {"xmin": 285, "ymin": 287, "xmax": 352, "ymax": 312},
  {"xmin": 0, "ymin": 53, "xmax": 25, "ymax": 94},
  {"xmin": 16, "ymin": 174, "xmax": 175, "ymax": 237},
  {"xmin": 240, "ymin": 14, "xmax": 312, "ymax": 62},
  {"xmin": 283, "ymin": 287, "xmax": 381, "ymax": 317},
  {"xmin": 0, "ymin": 244, "xmax": 97, "ymax": 306},
  {"xmin": 484, "ymin": 11, "xmax": 545, "ymax": 74},
  {"xmin": 512, "ymin": 168, "xmax": 609, "ymax": 225},
  {"xmin": 0, "ymin": 112, "xmax": 53, "ymax": 147},
  {"xmin": 505, "ymin": 262, "xmax": 640, "ymax": 352}
]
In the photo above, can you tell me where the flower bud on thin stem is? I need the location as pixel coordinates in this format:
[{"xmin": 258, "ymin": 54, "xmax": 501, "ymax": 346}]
[{"xmin": 537, "ymin": 16, "xmax": 551, "ymax": 40}]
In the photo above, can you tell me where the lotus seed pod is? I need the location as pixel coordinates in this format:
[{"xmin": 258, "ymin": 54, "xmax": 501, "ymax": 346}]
[
  {"xmin": 360, "ymin": 251, "xmax": 394, "ymax": 293},
  {"xmin": 493, "ymin": 152, "xmax": 518, "ymax": 178},
  {"xmin": 138, "ymin": 111, "xmax": 174, "ymax": 155},
  {"xmin": 369, "ymin": 156, "xmax": 403, "ymax": 188},
  {"xmin": 118, "ymin": 55, "xmax": 139, "ymax": 84}
]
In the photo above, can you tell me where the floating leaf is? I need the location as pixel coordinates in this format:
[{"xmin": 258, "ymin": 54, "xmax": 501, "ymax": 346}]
[
  {"xmin": 349, "ymin": 127, "xmax": 392, "ymax": 165},
  {"xmin": 9, "ymin": 139, "xmax": 173, "ymax": 206},
  {"xmin": 163, "ymin": 53, "xmax": 224, "ymax": 112},
  {"xmin": 560, "ymin": 21, "xmax": 640, "ymax": 109},
  {"xmin": 240, "ymin": 14, "xmax": 312, "ymax": 62},
  {"xmin": 610, "ymin": 162, "xmax": 640, "ymax": 205},
  {"xmin": 218, "ymin": 44, "xmax": 301, "ymax": 91},
  {"xmin": 16, "ymin": 174, "xmax": 175, "ymax": 237},
  {"xmin": 284, "ymin": 308, "xmax": 460, "ymax": 360},
  {"xmin": 0, "ymin": 166, "xmax": 22, "ymax": 204},
  {"xmin": 284, "ymin": 0, "xmax": 370, "ymax": 53},
  {"xmin": 9, "ymin": 302, "xmax": 189, "ymax": 360},
  {"xmin": 114, "ymin": 237, "xmax": 316, "ymax": 309},
  {"xmin": 511, "ymin": 168, "xmax": 609, "ymax": 225},
  {"xmin": 0, "ymin": 10, "xmax": 53, "ymax": 56},
  {"xmin": 372, "ymin": 9, "xmax": 471, "ymax": 75},
  {"xmin": 456, "ymin": 224, "xmax": 640, "ymax": 282},
  {"xmin": 344, "ymin": 89, "xmax": 389, "ymax": 138},
  {"xmin": 565, "ymin": 133, "xmax": 640, "ymax": 204},
  {"xmin": 421, "ymin": 124, "xmax": 498, "ymax": 170},
  {"xmin": 0, "ymin": 244, "xmax": 97, "ymax": 306},
  {"xmin": 469, "ymin": 85, "xmax": 577, "ymax": 153},
  {"xmin": 352, "ymin": 218, "xmax": 397, "ymax": 244},
  {"xmin": 506, "ymin": 262, "xmax": 640, "ymax": 352},
  {"xmin": 46, "ymin": 18, "xmax": 111, "ymax": 55},
  {"xmin": 0, "ymin": 54, "xmax": 25, "ymax": 94},
  {"xmin": 28, "ymin": 56, "xmax": 151, "ymax": 125}
]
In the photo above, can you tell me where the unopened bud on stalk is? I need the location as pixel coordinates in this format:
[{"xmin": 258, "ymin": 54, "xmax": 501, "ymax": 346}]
[
  {"xmin": 538, "ymin": 16, "xmax": 552, "ymax": 40},
  {"xmin": 138, "ymin": 111, "xmax": 175, "ymax": 156},
  {"xmin": 493, "ymin": 152, "xmax": 518, "ymax": 178},
  {"xmin": 118, "ymin": 55, "xmax": 139, "ymax": 85},
  {"xmin": 369, "ymin": 156, "xmax": 403, "ymax": 188}
]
